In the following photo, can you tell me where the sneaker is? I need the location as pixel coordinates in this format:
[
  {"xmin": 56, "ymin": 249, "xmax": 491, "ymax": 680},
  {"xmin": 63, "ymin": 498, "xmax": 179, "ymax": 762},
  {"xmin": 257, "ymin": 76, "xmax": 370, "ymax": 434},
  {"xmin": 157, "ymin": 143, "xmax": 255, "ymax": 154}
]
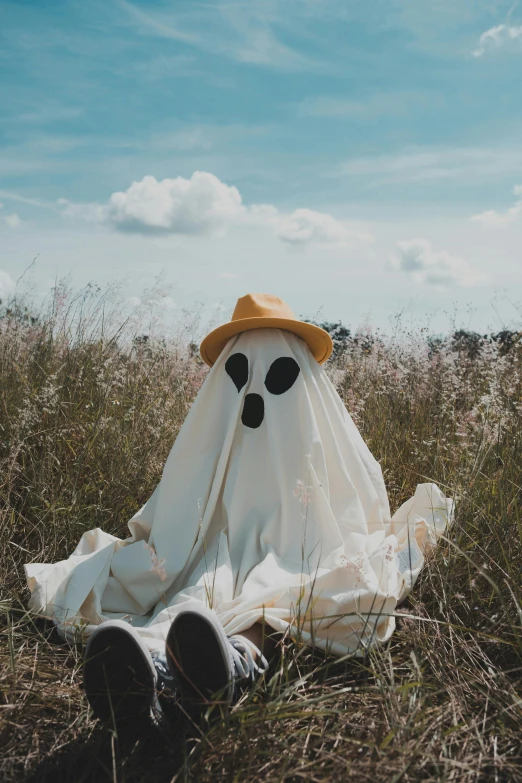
[
  {"xmin": 83, "ymin": 620, "xmax": 176, "ymax": 734},
  {"xmin": 165, "ymin": 607, "xmax": 269, "ymax": 714}
]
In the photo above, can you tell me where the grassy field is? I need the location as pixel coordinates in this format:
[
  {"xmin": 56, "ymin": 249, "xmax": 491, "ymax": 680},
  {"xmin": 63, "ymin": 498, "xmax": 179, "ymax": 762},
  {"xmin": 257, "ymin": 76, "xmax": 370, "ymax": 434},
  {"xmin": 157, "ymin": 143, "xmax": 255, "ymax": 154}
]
[{"xmin": 1, "ymin": 285, "xmax": 521, "ymax": 782}]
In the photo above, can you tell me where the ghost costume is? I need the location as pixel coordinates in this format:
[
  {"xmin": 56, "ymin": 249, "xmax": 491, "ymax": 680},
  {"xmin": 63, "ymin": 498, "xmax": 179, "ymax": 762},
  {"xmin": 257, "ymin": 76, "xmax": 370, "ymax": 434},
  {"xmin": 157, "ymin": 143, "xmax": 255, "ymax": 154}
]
[{"xmin": 25, "ymin": 329, "xmax": 453, "ymax": 657}]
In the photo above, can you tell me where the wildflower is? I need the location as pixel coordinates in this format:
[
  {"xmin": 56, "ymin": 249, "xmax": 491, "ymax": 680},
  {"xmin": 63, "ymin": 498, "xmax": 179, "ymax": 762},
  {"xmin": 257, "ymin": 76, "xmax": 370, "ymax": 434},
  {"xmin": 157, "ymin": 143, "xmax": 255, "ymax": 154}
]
[{"xmin": 293, "ymin": 479, "xmax": 313, "ymax": 507}]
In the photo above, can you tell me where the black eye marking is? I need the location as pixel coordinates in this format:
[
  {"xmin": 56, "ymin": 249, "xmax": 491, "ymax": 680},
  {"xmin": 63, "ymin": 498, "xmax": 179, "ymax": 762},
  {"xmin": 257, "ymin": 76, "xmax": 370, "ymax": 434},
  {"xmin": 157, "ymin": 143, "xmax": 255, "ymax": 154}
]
[
  {"xmin": 225, "ymin": 352, "xmax": 248, "ymax": 392},
  {"xmin": 241, "ymin": 393, "xmax": 264, "ymax": 428},
  {"xmin": 264, "ymin": 357, "xmax": 300, "ymax": 396}
]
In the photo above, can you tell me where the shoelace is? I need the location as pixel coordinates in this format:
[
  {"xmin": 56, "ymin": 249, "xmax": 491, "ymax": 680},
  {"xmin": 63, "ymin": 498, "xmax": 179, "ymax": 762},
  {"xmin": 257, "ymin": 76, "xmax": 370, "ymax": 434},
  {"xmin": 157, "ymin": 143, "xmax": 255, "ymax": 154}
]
[
  {"xmin": 151, "ymin": 653, "xmax": 181, "ymax": 724},
  {"xmin": 228, "ymin": 635, "xmax": 269, "ymax": 682},
  {"xmin": 152, "ymin": 653, "xmax": 177, "ymax": 692}
]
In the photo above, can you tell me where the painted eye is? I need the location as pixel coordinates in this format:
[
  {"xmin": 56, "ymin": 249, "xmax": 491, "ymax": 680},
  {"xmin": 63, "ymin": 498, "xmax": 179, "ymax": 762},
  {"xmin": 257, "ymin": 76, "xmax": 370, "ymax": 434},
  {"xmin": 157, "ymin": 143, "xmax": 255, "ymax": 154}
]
[
  {"xmin": 264, "ymin": 357, "xmax": 300, "ymax": 395},
  {"xmin": 225, "ymin": 352, "xmax": 249, "ymax": 392}
]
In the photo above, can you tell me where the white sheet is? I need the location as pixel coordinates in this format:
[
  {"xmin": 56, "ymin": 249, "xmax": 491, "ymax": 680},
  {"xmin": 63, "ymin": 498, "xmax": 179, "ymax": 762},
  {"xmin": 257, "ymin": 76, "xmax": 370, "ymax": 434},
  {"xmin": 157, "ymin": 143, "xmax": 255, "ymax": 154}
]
[{"xmin": 25, "ymin": 329, "xmax": 453, "ymax": 656}]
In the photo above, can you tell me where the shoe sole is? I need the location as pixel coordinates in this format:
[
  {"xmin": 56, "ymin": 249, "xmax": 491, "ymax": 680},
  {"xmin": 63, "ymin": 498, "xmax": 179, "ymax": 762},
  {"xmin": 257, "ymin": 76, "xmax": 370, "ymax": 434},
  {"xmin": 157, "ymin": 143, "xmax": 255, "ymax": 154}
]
[
  {"xmin": 83, "ymin": 620, "xmax": 156, "ymax": 729},
  {"xmin": 166, "ymin": 610, "xmax": 233, "ymax": 707}
]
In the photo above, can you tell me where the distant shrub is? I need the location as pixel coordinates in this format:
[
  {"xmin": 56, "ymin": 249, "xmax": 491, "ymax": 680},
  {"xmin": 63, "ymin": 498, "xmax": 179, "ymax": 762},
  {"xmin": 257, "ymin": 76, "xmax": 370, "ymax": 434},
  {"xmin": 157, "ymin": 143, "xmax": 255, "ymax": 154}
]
[
  {"xmin": 451, "ymin": 329, "xmax": 487, "ymax": 359},
  {"xmin": 491, "ymin": 329, "xmax": 522, "ymax": 356}
]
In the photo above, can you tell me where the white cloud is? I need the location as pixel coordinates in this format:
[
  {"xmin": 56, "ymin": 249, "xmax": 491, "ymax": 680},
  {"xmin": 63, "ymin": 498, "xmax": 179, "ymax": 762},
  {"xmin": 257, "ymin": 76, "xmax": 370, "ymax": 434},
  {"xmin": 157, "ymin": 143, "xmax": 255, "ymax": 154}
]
[
  {"xmin": 471, "ymin": 184, "xmax": 522, "ymax": 227},
  {"xmin": 66, "ymin": 172, "xmax": 245, "ymax": 236},
  {"xmin": 245, "ymin": 202, "xmax": 280, "ymax": 227},
  {"xmin": 0, "ymin": 202, "xmax": 23, "ymax": 228},
  {"xmin": 473, "ymin": 24, "xmax": 522, "ymax": 57},
  {"xmin": 119, "ymin": 0, "xmax": 315, "ymax": 71},
  {"xmin": 297, "ymin": 90, "xmax": 440, "ymax": 119},
  {"xmin": 58, "ymin": 198, "xmax": 107, "ymax": 223},
  {"xmin": 0, "ymin": 269, "xmax": 16, "ymax": 301},
  {"xmin": 278, "ymin": 208, "xmax": 372, "ymax": 247},
  {"xmin": 389, "ymin": 238, "xmax": 487, "ymax": 287},
  {"xmin": 3, "ymin": 212, "xmax": 23, "ymax": 228},
  {"xmin": 0, "ymin": 190, "xmax": 59, "ymax": 212},
  {"xmin": 59, "ymin": 171, "xmax": 373, "ymax": 249},
  {"xmin": 333, "ymin": 146, "xmax": 522, "ymax": 186}
]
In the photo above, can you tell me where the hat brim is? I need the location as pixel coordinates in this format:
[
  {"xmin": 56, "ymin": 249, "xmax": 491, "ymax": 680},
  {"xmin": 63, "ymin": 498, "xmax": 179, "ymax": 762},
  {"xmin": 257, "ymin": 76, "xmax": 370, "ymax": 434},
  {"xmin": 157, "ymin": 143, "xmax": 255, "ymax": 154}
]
[{"xmin": 200, "ymin": 318, "xmax": 333, "ymax": 367}]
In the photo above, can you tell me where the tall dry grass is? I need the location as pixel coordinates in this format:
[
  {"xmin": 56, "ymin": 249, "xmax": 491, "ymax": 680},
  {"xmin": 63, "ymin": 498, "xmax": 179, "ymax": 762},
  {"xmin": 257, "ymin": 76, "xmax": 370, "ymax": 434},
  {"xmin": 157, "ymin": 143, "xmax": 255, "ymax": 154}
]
[{"xmin": 0, "ymin": 284, "xmax": 521, "ymax": 782}]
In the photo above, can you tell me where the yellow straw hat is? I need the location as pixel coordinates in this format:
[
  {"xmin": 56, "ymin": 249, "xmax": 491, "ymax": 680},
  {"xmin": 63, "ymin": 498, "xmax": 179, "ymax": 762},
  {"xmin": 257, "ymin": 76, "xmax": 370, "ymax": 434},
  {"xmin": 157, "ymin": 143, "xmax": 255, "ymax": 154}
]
[{"xmin": 200, "ymin": 293, "xmax": 333, "ymax": 367}]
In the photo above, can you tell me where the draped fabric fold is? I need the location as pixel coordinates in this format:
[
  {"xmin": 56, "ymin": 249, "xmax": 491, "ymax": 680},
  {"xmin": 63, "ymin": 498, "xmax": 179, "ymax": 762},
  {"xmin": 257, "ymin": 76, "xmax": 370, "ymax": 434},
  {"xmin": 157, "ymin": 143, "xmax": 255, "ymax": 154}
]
[{"xmin": 25, "ymin": 329, "xmax": 453, "ymax": 655}]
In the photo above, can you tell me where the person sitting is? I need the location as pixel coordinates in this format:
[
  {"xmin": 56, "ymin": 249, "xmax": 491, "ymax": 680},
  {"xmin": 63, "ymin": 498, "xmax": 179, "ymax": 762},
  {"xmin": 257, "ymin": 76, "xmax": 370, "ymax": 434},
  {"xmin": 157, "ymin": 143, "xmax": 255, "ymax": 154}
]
[{"xmin": 25, "ymin": 293, "xmax": 453, "ymax": 734}]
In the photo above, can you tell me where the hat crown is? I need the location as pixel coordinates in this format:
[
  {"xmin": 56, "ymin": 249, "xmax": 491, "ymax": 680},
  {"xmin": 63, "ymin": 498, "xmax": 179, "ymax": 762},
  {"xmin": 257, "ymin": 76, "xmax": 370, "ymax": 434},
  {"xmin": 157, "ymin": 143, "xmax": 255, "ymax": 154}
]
[
  {"xmin": 200, "ymin": 291, "xmax": 332, "ymax": 367},
  {"xmin": 232, "ymin": 293, "xmax": 296, "ymax": 322}
]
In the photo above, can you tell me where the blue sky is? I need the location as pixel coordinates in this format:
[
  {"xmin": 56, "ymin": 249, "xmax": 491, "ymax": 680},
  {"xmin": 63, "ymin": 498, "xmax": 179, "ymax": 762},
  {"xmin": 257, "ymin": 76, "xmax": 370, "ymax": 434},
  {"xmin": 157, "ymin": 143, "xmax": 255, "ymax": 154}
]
[{"xmin": 1, "ymin": 0, "xmax": 521, "ymax": 334}]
